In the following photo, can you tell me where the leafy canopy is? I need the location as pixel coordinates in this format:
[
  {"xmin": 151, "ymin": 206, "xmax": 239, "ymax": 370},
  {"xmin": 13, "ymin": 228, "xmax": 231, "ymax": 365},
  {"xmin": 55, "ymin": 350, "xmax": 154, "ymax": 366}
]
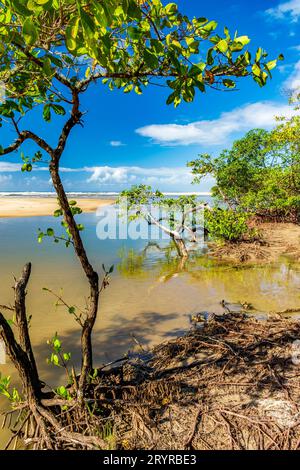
[
  {"xmin": 204, "ymin": 208, "xmax": 255, "ymax": 243},
  {"xmin": 118, "ymin": 184, "xmax": 202, "ymax": 231},
  {"xmin": 119, "ymin": 184, "xmax": 199, "ymax": 212},
  {"xmin": 0, "ymin": 0, "xmax": 280, "ymax": 134},
  {"xmin": 188, "ymin": 127, "xmax": 300, "ymax": 221}
]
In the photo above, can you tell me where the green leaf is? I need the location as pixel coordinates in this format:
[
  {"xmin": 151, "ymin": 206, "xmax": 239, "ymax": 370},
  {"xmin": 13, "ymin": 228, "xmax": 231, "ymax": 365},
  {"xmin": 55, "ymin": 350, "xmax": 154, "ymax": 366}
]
[
  {"xmin": 22, "ymin": 18, "xmax": 38, "ymax": 46},
  {"xmin": 51, "ymin": 353, "xmax": 59, "ymax": 366},
  {"xmin": 124, "ymin": 84, "xmax": 134, "ymax": 93},
  {"xmin": 12, "ymin": 0, "xmax": 32, "ymax": 17},
  {"xmin": 216, "ymin": 39, "xmax": 228, "ymax": 53},
  {"xmin": 265, "ymin": 60, "xmax": 277, "ymax": 71},
  {"xmin": 43, "ymin": 104, "xmax": 51, "ymax": 122},
  {"xmin": 202, "ymin": 20, "xmax": 218, "ymax": 33},
  {"xmin": 68, "ymin": 16, "xmax": 80, "ymax": 39},
  {"xmin": 128, "ymin": 26, "xmax": 143, "ymax": 41},
  {"xmin": 143, "ymin": 50, "xmax": 159, "ymax": 68},
  {"xmin": 43, "ymin": 57, "xmax": 53, "ymax": 76},
  {"xmin": 165, "ymin": 3, "xmax": 178, "ymax": 16},
  {"xmin": 51, "ymin": 104, "xmax": 66, "ymax": 116},
  {"xmin": 255, "ymin": 47, "xmax": 262, "ymax": 62},
  {"xmin": 38, "ymin": 232, "xmax": 44, "ymax": 243},
  {"xmin": 223, "ymin": 79, "xmax": 236, "ymax": 88},
  {"xmin": 54, "ymin": 209, "xmax": 62, "ymax": 217},
  {"xmin": 252, "ymin": 63, "xmax": 261, "ymax": 77},
  {"xmin": 235, "ymin": 35, "xmax": 250, "ymax": 46},
  {"xmin": 53, "ymin": 338, "xmax": 61, "ymax": 351}
]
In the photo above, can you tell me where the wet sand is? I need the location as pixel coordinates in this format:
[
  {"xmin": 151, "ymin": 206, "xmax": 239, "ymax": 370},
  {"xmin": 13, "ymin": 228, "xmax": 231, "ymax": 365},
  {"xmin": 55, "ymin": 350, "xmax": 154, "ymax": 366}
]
[{"xmin": 0, "ymin": 197, "xmax": 114, "ymax": 218}]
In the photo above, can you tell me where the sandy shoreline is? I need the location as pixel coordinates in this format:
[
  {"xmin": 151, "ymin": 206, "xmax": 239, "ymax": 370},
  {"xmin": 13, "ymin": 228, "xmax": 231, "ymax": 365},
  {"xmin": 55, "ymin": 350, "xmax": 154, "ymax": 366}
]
[{"xmin": 0, "ymin": 197, "xmax": 114, "ymax": 218}]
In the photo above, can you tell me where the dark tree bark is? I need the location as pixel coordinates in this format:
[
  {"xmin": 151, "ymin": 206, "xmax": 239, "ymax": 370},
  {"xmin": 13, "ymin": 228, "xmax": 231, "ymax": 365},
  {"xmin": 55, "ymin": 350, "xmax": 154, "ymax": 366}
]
[
  {"xmin": 0, "ymin": 263, "xmax": 41, "ymax": 403},
  {"xmin": 48, "ymin": 88, "xmax": 100, "ymax": 392},
  {"xmin": 50, "ymin": 159, "xmax": 99, "ymax": 393},
  {"xmin": 1, "ymin": 86, "xmax": 100, "ymax": 394}
]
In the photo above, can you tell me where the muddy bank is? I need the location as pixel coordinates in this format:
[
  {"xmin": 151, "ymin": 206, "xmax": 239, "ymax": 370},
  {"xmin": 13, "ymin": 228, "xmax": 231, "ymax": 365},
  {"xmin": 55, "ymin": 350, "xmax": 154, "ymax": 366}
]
[
  {"xmin": 6, "ymin": 312, "xmax": 300, "ymax": 451},
  {"xmin": 208, "ymin": 222, "xmax": 300, "ymax": 263},
  {"xmin": 87, "ymin": 313, "xmax": 300, "ymax": 450}
]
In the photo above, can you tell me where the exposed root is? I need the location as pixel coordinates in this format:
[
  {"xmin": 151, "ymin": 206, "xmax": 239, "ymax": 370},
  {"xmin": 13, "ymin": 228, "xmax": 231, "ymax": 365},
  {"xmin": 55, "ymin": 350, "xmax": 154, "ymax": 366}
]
[{"xmin": 4, "ymin": 314, "xmax": 300, "ymax": 450}]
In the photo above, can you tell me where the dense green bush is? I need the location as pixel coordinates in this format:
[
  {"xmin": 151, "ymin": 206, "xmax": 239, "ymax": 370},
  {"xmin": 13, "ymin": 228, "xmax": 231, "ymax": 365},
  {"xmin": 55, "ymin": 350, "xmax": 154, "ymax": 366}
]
[
  {"xmin": 205, "ymin": 209, "xmax": 255, "ymax": 243},
  {"xmin": 188, "ymin": 129, "xmax": 300, "ymax": 222}
]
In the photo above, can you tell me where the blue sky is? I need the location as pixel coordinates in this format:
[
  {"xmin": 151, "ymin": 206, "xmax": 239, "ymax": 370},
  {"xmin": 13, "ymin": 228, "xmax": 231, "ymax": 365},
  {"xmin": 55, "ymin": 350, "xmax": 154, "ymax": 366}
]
[{"xmin": 1, "ymin": 0, "xmax": 300, "ymax": 193}]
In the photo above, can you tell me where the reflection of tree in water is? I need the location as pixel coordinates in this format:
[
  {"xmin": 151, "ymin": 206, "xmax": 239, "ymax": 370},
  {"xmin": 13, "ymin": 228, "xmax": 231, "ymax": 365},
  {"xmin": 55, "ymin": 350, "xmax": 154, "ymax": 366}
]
[
  {"xmin": 117, "ymin": 242, "xmax": 192, "ymax": 280},
  {"xmin": 117, "ymin": 243, "xmax": 300, "ymax": 311},
  {"xmin": 117, "ymin": 241, "xmax": 222, "ymax": 282}
]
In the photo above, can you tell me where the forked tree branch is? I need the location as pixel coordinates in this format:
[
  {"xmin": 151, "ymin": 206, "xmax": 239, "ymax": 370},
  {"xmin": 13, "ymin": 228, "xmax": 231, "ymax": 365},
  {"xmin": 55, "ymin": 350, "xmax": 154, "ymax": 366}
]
[{"xmin": 0, "ymin": 130, "xmax": 53, "ymax": 156}]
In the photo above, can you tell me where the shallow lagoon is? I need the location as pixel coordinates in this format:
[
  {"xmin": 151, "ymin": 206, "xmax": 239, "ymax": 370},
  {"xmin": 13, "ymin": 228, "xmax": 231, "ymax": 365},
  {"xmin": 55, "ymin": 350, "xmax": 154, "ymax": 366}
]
[{"xmin": 1, "ymin": 210, "xmax": 300, "ymax": 446}]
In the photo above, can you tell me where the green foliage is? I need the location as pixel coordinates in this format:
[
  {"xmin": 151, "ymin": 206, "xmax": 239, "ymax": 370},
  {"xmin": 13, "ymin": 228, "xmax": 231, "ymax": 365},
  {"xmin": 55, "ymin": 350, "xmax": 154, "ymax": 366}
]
[
  {"xmin": 205, "ymin": 209, "xmax": 254, "ymax": 243},
  {"xmin": 20, "ymin": 150, "xmax": 43, "ymax": 172},
  {"xmin": 0, "ymin": 0, "xmax": 278, "ymax": 137},
  {"xmin": 189, "ymin": 128, "xmax": 300, "ymax": 222},
  {"xmin": 38, "ymin": 200, "xmax": 84, "ymax": 246},
  {"xmin": 119, "ymin": 184, "xmax": 198, "ymax": 213},
  {"xmin": 47, "ymin": 333, "xmax": 74, "ymax": 387},
  {"xmin": 118, "ymin": 184, "xmax": 202, "ymax": 233},
  {"xmin": 0, "ymin": 373, "xmax": 21, "ymax": 403},
  {"xmin": 55, "ymin": 385, "xmax": 72, "ymax": 401},
  {"xmin": 102, "ymin": 264, "xmax": 114, "ymax": 275}
]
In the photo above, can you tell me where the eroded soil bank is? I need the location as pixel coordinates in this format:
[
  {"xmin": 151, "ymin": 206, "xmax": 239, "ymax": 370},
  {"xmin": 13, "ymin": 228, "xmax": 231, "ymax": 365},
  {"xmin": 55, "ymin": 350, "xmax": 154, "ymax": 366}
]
[
  {"xmin": 209, "ymin": 222, "xmax": 300, "ymax": 263},
  {"xmin": 91, "ymin": 314, "xmax": 300, "ymax": 450},
  {"xmin": 12, "ymin": 312, "xmax": 299, "ymax": 451}
]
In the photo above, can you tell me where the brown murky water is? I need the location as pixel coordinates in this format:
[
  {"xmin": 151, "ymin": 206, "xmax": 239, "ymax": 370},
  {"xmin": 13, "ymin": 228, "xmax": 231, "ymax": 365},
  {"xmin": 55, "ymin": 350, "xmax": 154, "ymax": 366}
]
[{"xmin": 1, "ymin": 213, "xmax": 300, "ymax": 448}]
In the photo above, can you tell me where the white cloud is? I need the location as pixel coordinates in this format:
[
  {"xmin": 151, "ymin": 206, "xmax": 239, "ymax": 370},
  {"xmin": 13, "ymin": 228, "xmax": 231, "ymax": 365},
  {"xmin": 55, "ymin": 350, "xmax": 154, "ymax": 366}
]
[
  {"xmin": 0, "ymin": 161, "xmax": 84, "ymax": 173},
  {"xmin": 0, "ymin": 174, "xmax": 12, "ymax": 183},
  {"xmin": 266, "ymin": 0, "xmax": 300, "ymax": 21},
  {"xmin": 283, "ymin": 60, "xmax": 300, "ymax": 91},
  {"xmin": 86, "ymin": 165, "xmax": 196, "ymax": 186},
  {"xmin": 109, "ymin": 140, "xmax": 126, "ymax": 147},
  {"xmin": 0, "ymin": 162, "xmax": 23, "ymax": 172},
  {"xmin": 135, "ymin": 102, "xmax": 295, "ymax": 146},
  {"xmin": 87, "ymin": 166, "xmax": 130, "ymax": 184}
]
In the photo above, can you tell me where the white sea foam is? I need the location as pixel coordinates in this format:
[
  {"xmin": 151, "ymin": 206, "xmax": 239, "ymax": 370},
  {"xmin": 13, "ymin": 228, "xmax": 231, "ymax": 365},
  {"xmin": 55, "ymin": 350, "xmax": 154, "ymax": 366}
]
[{"xmin": 0, "ymin": 191, "xmax": 211, "ymax": 198}]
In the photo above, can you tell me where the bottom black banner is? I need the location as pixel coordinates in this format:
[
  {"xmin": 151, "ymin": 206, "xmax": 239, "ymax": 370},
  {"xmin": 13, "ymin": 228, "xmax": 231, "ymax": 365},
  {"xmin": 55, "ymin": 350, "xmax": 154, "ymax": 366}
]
[{"xmin": 0, "ymin": 450, "xmax": 298, "ymax": 466}]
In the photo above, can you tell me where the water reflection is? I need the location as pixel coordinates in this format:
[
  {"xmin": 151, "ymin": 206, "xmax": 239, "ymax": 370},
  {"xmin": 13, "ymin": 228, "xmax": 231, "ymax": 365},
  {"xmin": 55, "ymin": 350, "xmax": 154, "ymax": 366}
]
[{"xmin": 1, "ymin": 213, "xmax": 300, "ymax": 447}]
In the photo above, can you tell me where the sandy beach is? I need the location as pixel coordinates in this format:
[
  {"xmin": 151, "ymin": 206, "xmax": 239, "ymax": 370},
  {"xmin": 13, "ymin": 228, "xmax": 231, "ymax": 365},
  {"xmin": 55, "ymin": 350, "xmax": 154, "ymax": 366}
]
[{"xmin": 0, "ymin": 197, "xmax": 114, "ymax": 218}]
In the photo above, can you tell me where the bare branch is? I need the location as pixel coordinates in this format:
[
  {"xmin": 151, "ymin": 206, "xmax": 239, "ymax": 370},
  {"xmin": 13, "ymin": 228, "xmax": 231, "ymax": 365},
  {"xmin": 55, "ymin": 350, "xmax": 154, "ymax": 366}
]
[{"xmin": 1, "ymin": 130, "xmax": 53, "ymax": 156}]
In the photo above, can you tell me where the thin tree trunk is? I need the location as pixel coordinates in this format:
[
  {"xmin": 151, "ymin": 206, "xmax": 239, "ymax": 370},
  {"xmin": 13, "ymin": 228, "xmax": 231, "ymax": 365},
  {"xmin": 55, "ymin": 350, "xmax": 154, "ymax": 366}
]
[
  {"xmin": 49, "ymin": 161, "xmax": 99, "ymax": 393},
  {"xmin": 14, "ymin": 263, "xmax": 39, "ymax": 384},
  {"xmin": 171, "ymin": 234, "xmax": 189, "ymax": 258},
  {"xmin": 0, "ymin": 264, "xmax": 41, "ymax": 403}
]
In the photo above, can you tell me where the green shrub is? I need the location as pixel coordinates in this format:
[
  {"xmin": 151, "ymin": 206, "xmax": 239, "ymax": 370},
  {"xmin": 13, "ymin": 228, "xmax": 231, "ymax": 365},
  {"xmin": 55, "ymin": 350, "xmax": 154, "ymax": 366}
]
[{"xmin": 205, "ymin": 209, "xmax": 254, "ymax": 243}]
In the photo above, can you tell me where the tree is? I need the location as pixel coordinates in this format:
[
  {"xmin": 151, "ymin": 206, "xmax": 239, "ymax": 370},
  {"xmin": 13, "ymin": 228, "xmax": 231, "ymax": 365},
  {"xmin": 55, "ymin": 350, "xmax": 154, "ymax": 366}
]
[
  {"xmin": 188, "ymin": 128, "xmax": 300, "ymax": 222},
  {"xmin": 0, "ymin": 0, "xmax": 278, "ymax": 449},
  {"xmin": 119, "ymin": 184, "xmax": 206, "ymax": 257}
]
